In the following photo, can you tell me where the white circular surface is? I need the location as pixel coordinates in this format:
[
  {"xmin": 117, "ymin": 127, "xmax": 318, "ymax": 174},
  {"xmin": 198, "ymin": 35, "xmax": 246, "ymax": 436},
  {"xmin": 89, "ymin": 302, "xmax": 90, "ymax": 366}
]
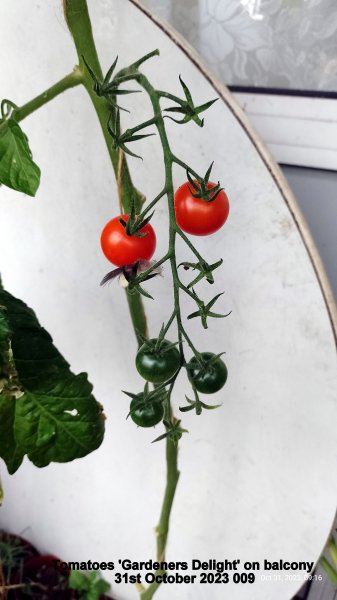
[{"xmin": 1, "ymin": 2, "xmax": 337, "ymax": 599}]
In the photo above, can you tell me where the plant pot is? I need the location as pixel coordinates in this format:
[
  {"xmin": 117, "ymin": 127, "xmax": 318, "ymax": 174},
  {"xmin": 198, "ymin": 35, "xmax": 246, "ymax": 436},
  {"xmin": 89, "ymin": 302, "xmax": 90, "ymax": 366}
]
[
  {"xmin": 0, "ymin": 530, "xmax": 40, "ymax": 586},
  {"xmin": 12, "ymin": 555, "xmax": 75, "ymax": 600}
]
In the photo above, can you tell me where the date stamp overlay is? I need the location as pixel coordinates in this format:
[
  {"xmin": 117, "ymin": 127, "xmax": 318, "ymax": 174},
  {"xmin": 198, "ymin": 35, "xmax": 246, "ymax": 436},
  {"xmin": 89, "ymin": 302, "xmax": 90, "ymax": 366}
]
[{"xmin": 52, "ymin": 557, "xmax": 324, "ymax": 588}]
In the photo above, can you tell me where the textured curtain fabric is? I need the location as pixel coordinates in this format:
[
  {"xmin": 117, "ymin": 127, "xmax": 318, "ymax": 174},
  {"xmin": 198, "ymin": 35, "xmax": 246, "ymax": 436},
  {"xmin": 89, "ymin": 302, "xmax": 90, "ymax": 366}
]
[{"xmin": 142, "ymin": 0, "xmax": 337, "ymax": 91}]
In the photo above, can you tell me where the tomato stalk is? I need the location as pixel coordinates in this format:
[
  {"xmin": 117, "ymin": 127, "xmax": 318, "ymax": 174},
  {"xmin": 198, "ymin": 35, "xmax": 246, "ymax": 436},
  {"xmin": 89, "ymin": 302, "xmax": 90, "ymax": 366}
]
[
  {"xmin": 115, "ymin": 69, "xmax": 223, "ymax": 598},
  {"xmin": 63, "ymin": 4, "xmax": 183, "ymax": 599}
]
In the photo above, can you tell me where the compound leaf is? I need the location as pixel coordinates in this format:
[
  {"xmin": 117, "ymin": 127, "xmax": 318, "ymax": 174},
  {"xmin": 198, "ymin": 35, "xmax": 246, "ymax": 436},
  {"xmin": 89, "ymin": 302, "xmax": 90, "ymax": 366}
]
[{"xmin": 0, "ymin": 287, "xmax": 105, "ymax": 473}]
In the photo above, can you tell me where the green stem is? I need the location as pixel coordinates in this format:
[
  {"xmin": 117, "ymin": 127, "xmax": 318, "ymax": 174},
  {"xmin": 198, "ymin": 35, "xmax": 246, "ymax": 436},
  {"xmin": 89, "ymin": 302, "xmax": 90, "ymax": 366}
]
[
  {"xmin": 179, "ymin": 281, "xmax": 199, "ymax": 303},
  {"xmin": 162, "ymin": 309, "xmax": 176, "ymax": 337},
  {"xmin": 139, "ymin": 188, "xmax": 167, "ymax": 220},
  {"xmin": 126, "ymin": 116, "xmax": 157, "ymax": 136},
  {"xmin": 157, "ymin": 90, "xmax": 185, "ymax": 105},
  {"xmin": 126, "ymin": 290, "xmax": 148, "ymax": 346},
  {"xmin": 127, "ymin": 74, "xmax": 182, "ymax": 600},
  {"xmin": 63, "ymin": 0, "xmax": 136, "ymax": 209},
  {"xmin": 135, "ymin": 252, "xmax": 171, "ymax": 284},
  {"xmin": 172, "ymin": 153, "xmax": 200, "ymax": 180},
  {"xmin": 177, "ymin": 227, "xmax": 205, "ymax": 263},
  {"xmin": 63, "ymin": 0, "xmax": 148, "ymax": 345},
  {"xmin": 63, "ymin": 10, "xmax": 181, "ymax": 600},
  {"xmin": 156, "ymin": 436, "xmax": 180, "ymax": 560},
  {"xmin": 13, "ymin": 70, "xmax": 82, "ymax": 122},
  {"xmin": 140, "ymin": 439, "xmax": 179, "ymax": 600}
]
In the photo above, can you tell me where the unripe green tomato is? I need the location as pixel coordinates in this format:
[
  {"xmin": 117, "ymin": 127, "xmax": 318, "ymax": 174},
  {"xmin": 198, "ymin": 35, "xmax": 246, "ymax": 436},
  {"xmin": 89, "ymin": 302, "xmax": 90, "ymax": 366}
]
[
  {"xmin": 130, "ymin": 398, "xmax": 164, "ymax": 428},
  {"xmin": 187, "ymin": 352, "xmax": 228, "ymax": 394},
  {"xmin": 136, "ymin": 339, "xmax": 180, "ymax": 384}
]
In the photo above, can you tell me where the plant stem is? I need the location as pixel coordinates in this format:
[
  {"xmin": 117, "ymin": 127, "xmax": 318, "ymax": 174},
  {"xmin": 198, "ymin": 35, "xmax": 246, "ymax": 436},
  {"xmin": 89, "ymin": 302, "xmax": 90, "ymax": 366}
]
[
  {"xmin": 64, "ymin": 6, "xmax": 181, "ymax": 599},
  {"xmin": 140, "ymin": 440, "xmax": 179, "ymax": 600},
  {"xmin": 135, "ymin": 252, "xmax": 171, "ymax": 283},
  {"xmin": 63, "ymin": 0, "xmax": 143, "ymax": 212},
  {"xmin": 63, "ymin": 0, "xmax": 147, "ymax": 344},
  {"xmin": 172, "ymin": 153, "xmax": 200, "ymax": 180},
  {"xmin": 12, "ymin": 70, "xmax": 83, "ymax": 122},
  {"xmin": 177, "ymin": 227, "xmax": 205, "ymax": 263},
  {"xmin": 139, "ymin": 188, "xmax": 167, "ymax": 220},
  {"xmin": 126, "ymin": 289, "xmax": 148, "ymax": 345},
  {"xmin": 123, "ymin": 73, "xmax": 183, "ymax": 600},
  {"xmin": 156, "ymin": 436, "xmax": 180, "ymax": 561}
]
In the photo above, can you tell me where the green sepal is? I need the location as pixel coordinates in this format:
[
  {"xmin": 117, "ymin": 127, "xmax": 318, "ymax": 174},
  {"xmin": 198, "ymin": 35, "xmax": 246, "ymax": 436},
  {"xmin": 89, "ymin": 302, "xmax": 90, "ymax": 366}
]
[
  {"xmin": 179, "ymin": 394, "xmax": 221, "ymax": 416},
  {"xmin": 164, "ymin": 76, "xmax": 218, "ymax": 127},
  {"xmin": 179, "ymin": 258, "xmax": 223, "ymax": 287},
  {"xmin": 152, "ymin": 418, "xmax": 188, "ymax": 445},
  {"xmin": 107, "ymin": 111, "xmax": 155, "ymax": 160},
  {"xmin": 186, "ymin": 163, "xmax": 223, "ymax": 202},
  {"xmin": 187, "ymin": 292, "xmax": 230, "ymax": 329},
  {"xmin": 124, "ymin": 382, "xmax": 166, "ymax": 419}
]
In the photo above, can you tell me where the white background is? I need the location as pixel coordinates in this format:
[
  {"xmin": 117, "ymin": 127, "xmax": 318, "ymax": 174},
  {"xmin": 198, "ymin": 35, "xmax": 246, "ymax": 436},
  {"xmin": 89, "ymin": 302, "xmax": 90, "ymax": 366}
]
[{"xmin": 0, "ymin": 2, "xmax": 337, "ymax": 600}]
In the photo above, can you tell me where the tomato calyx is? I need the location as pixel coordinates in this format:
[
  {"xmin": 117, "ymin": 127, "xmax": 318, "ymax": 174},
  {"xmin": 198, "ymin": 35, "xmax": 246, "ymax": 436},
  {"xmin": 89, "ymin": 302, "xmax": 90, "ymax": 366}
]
[
  {"xmin": 187, "ymin": 291, "xmax": 231, "ymax": 330},
  {"xmin": 179, "ymin": 258, "xmax": 223, "ymax": 288},
  {"xmin": 164, "ymin": 76, "xmax": 217, "ymax": 128},
  {"xmin": 179, "ymin": 386, "xmax": 221, "ymax": 416},
  {"xmin": 108, "ymin": 110, "xmax": 155, "ymax": 160},
  {"xmin": 82, "ymin": 54, "xmax": 138, "ymax": 112},
  {"xmin": 124, "ymin": 383, "xmax": 166, "ymax": 428},
  {"xmin": 136, "ymin": 337, "xmax": 181, "ymax": 384},
  {"xmin": 137, "ymin": 332, "xmax": 179, "ymax": 356},
  {"xmin": 186, "ymin": 351, "xmax": 228, "ymax": 395},
  {"xmin": 186, "ymin": 162, "xmax": 223, "ymax": 203},
  {"xmin": 152, "ymin": 418, "xmax": 188, "ymax": 445},
  {"xmin": 119, "ymin": 195, "xmax": 155, "ymax": 237},
  {"xmin": 100, "ymin": 214, "xmax": 156, "ymax": 268}
]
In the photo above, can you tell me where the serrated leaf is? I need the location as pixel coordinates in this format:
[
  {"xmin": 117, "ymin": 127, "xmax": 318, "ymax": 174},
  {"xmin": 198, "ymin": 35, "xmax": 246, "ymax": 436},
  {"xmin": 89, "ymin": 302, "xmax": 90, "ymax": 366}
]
[
  {"xmin": 0, "ymin": 306, "xmax": 24, "ymax": 473},
  {"xmin": 0, "ymin": 396, "xmax": 24, "ymax": 474},
  {"xmin": 69, "ymin": 570, "xmax": 111, "ymax": 599},
  {"xmin": 0, "ymin": 118, "xmax": 40, "ymax": 196},
  {"xmin": 0, "ymin": 288, "xmax": 105, "ymax": 473}
]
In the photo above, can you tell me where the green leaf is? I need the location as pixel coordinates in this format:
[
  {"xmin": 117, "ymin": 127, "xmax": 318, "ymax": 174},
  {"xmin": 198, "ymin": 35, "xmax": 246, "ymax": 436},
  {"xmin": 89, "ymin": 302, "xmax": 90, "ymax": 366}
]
[
  {"xmin": 0, "ymin": 305, "xmax": 24, "ymax": 473},
  {"xmin": 69, "ymin": 571, "xmax": 111, "ymax": 600},
  {"xmin": 0, "ymin": 118, "xmax": 40, "ymax": 196},
  {"xmin": 0, "ymin": 396, "xmax": 24, "ymax": 474},
  {"xmin": 0, "ymin": 287, "xmax": 105, "ymax": 473}
]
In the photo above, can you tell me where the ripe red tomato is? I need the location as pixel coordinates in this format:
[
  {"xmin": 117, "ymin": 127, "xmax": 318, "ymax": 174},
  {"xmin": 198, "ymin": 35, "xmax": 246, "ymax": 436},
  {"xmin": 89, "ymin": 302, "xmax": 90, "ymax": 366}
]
[
  {"xmin": 174, "ymin": 181, "xmax": 229, "ymax": 236},
  {"xmin": 101, "ymin": 214, "xmax": 156, "ymax": 267}
]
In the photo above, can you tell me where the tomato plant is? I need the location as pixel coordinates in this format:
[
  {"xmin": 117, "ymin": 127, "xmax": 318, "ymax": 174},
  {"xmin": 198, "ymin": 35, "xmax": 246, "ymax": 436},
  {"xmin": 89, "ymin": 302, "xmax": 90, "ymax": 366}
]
[
  {"xmin": 100, "ymin": 214, "xmax": 156, "ymax": 267},
  {"xmin": 187, "ymin": 352, "xmax": 228, "ymax": 394},
  {"xmin": 0, "ymin": 8, "xmax": 232, "ymax": 598},
  {"xmin": 174, "ymin": 180, "xmax": 229, "ymax": 236},
  {"xmin": 129, "ymin": 396, "xmax": 164, "ymax": 428},
  {"xmin": 136, "ymin": 339, "xmax": 181, "ymax": 384}
]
